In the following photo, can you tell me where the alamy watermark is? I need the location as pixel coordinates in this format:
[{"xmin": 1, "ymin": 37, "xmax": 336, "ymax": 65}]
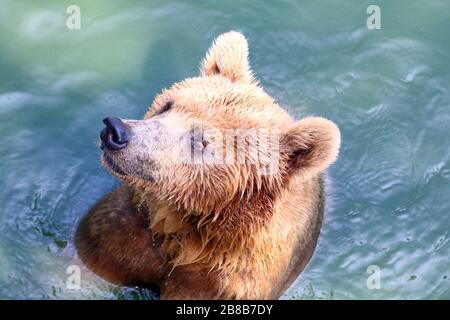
[
  {"xmin": 366, "ymin": 265, "xmax": 381, "ymax": 290},
  {"xmin": 66, "ymin": 265, "xmax": 81, "ymax": 290},
  {"xmin": 366, "ymin": 5, "xmax": 381, "ymax": 30},
  {"xmin": 177, "ymin": 126, "xmax": 281, "ymax": 176},
  {"xmin": 66, "ymin": 5, "xmax": 81, "ymax": 30}
]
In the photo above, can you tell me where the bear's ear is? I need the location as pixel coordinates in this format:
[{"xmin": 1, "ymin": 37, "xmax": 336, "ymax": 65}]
[
  {"xmin": 200, "ymin": 31, "xmax": 255, "ymax": 83},
  {"xmin": 280, "ymin": 117, "xmax": 341, "ymax": 179}
]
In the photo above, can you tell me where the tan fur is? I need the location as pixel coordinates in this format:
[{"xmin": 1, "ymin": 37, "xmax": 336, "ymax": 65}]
[{"xmin": 76, "ymin": 31, "xmax": 341, "ymax": 299}]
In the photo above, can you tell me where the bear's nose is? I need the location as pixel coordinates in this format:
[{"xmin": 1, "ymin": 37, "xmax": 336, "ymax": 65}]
[{"xmin": 100, "ymin": 117, "xmax": 130, "ymax": 151}]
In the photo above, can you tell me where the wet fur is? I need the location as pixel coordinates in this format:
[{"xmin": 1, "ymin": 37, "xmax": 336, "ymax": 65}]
[
  {"xmin": 76, "ymin": 177, "xmax": 324, "ymax": 299},
  {"xmin": 75, "ymin": 31, "xmax": 339, "ymax": 299}
]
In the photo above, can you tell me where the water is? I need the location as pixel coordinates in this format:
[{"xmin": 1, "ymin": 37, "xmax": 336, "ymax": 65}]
[{"xmin": 0, "ymin": 0, "xmax": 449, "ymax": 299}]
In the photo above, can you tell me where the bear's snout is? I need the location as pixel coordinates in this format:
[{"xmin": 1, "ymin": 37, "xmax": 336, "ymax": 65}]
[{"xmin": 100, "ymin": 117, "xmax": 131, "ymax": 151}]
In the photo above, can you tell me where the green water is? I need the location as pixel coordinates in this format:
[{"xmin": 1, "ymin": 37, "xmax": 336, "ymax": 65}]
[{"xmin": 0, "ymin": 0, "xmax": 449, "ymax": 299}]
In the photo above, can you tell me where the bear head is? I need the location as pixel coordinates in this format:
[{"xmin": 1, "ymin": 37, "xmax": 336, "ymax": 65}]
[{"xmin": 100, "ymin": 31, "xmax": 341, "ymax": 220}]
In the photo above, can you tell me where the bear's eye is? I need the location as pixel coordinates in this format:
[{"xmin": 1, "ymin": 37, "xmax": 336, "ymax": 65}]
[{"xmin": 154, "ymin": 101, "xmax": 173, "ymax": 116}]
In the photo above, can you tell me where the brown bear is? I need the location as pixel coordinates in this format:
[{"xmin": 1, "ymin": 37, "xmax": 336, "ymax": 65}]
[{"xmin": 75, "ymin": 31, "xmax": 341, "ymax": 299}]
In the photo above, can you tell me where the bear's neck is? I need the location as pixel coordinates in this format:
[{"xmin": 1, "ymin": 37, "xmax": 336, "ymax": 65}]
[{"xmin": 131, "ymin": 186, "xmax": 276, "ymax": 272}]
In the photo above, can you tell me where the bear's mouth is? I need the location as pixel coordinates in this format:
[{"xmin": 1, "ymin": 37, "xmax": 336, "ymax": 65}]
[{"xmin": 102, "ymin": 153, "xmax": 127, "ymax": 176}]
